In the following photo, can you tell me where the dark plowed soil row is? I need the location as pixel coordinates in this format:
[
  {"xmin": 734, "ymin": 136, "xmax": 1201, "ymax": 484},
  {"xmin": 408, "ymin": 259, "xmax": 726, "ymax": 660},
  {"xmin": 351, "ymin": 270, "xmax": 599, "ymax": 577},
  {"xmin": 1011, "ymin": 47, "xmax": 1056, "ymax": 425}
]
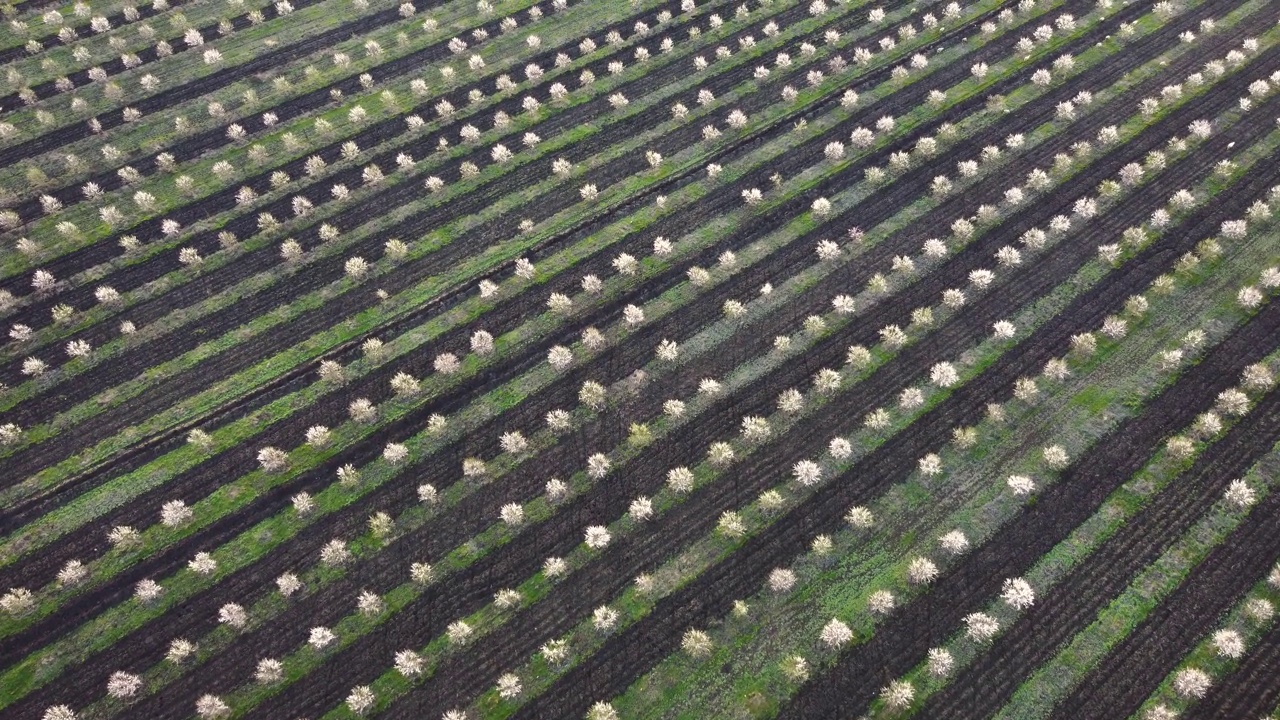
[
  {"xmin": 505, "ymin": 100, "xmax": 1280, "ymax": 720},
  {"xmin": 1193, "ymin": 621, "xmax": 1280, "ymax": 719},
  {"xmin": 0, "ymin": 0, "xmax": 197, "ymax": 65},
  {"xmin": 0, "ymin": 0, "xmax": 332, "ymax": 110},
  {"xmin": 1044, "ymin": 471, "xmax": 1280, "ymax": 720},
  {"xmin": 6, "ymin": 0, "xmax": 87, "ymax": 21},
  {"xmin": 5, "ymin": 0, "xmax": 59, "ymax": 21},
  {"xmin": 916, "ymin": 376, "xmax": 1280, "ymax": 719},
  {"xmin": 0, "ymin": 0, "xmax": 486, "ymax": 165},
  {"xmin": 5, "ymin": 5, "xmax": 1254, "ymax": 712}
]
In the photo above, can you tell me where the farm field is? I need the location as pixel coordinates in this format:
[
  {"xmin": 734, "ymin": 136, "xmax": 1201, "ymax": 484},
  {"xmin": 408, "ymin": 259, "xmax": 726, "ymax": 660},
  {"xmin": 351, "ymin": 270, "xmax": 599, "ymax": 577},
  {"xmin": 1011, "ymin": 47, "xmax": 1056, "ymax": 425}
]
[{"xmin": 2, "ymin": 0, "xmax": 1280, "ymax": 717}]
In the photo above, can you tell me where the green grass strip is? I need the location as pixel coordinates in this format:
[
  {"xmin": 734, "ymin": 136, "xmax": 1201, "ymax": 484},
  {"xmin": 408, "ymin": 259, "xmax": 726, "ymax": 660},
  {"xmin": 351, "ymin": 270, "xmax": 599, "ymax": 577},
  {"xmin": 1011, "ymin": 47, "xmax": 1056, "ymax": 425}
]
[
  {"xmin": 6, "ymin": 0, "xmax": 350, "ymax": 90},
  {"xmin": 1127, "ymin": 567, "xmax": 1280, "ymax": 720},
  {"xmin": 866, "ymin": 355, "xmax": 1280, "ymax": 718},
  {"xmin": 992, "ymin": 447, "xmax": 1280, "ymax": 720}
]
